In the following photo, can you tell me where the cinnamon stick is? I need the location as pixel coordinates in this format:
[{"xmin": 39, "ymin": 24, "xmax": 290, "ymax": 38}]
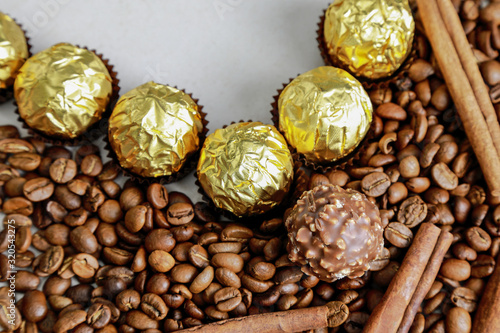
[
  {"xmin": 396, "ymin": 229, "xmax": 453, "ymax": 333},
  {"xmin": 416, "ymin": 0, "xmax": 500, "ymax": 196},
  {"xmin": 436, "ymin": 0, "xmax": 500, "ymax": 158},
  {"xmin": 363, "ymin": 223, "xmax": 442, "ymax": 332},
  {"xmin": 176, "ymin": 301, "xmax": 349, "ymax": 333},
  {"xmin": 472, "ymin": 252, "xmax": 500, "ymax": 333}
]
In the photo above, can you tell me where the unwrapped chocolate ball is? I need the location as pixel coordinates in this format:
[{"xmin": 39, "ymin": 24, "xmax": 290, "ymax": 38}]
[
  {"xmin": 108, "ymin": 82, "xmax": 203, "ymax": 178},
  {"xmin": 323, "ymin": 0, "xmax": 414, "ymax": 80},
  {"xmin": 0, "ymin": 12, "xmax": 28, "ymax": 89},
  {"xmin": 14, "ymin": 43, "xmax": 113, "ymax": 139},
  {"xmin": 197, "ymin": 122, "xmax": 294, "ymax": 217},
  {"xmin": 286, "ymin": 184, "xmax": 384, "ymax": 282},
  {"xmin": 278, "ymin": 66, "xmax": 372, "ymax": 164}
]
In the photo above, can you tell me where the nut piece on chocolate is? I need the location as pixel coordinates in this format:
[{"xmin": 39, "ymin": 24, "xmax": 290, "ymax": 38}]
[{"xmin": 285, "ymin": 184, "xmax": 384, "ymax": 282}]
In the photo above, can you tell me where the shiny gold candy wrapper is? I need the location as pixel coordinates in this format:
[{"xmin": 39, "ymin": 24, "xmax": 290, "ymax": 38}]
[
  {"xmin": 14, "ymin": 43, "xmax": 113, "ymax": 140},
  {"xmin": 197, "ymin": 122, "xmax": 294, "ymax": 217},
  {"xmin": 109, "ymin": 82, "xmax": 204, "ymax": 179},
  {"xmin": 278, "ymin": 66, "xmax": 372, "ymax": 165},
  {"xmin": 323, "ymin": 0, "xmax": 415, "ymax": 80},
  {"xmin": 0, "ymin": 12, "xmax": 28, "ymax": 90}
]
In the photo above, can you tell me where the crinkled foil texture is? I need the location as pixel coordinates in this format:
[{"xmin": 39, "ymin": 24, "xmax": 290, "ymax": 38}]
[
  {"xmin": 286, "ymin": 185, "xmax": 384, "ymax": 282},
  {"xmin": 0, "ymin": 12, "xmax": 28, "ymax": 89},
  {"xmin": 109, "ymin": 82, "xmax": 203, "ymax": 178},
  {"xmin": 324, "ymin": 0, "xmax": 415, "ymax": 80},
  {"xmin": 278, "ymin": 66, "xmax": 372, "ymax": 164},
  {"xmin": 197, "ymin": 122, "xmax": 294, "ymax": 217},
  {"xmin": 14, "ymin": 43, "xmax": 112, "ymax": 139}
]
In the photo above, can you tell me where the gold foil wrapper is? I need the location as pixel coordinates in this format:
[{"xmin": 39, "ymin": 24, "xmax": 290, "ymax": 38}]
[
  {"xmin": 109, "ymin": 82, "xmax": 203, "ymax": 178},
  {"xmin": 324, "ymin": 0, "xmax": 415, "ymax": 80},
  {"xmin": 278, "ymin": 66, "xmax": 372, "ymax": 164},
  {"xmin": 0, "ymin": 12, "xmax": 28, "ymax": 89},
  {"xmin": 197, "ymin": 122, "xmax": 294, "ymax": 217},
  {"xmin": 14, "ymin": 43, "xmax": 112, "ymax": 139}
]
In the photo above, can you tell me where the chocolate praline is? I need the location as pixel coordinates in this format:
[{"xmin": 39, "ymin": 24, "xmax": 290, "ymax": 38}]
[{"xmin": 285, "ymin": 184, "xmax": 384, "ymax": 282}]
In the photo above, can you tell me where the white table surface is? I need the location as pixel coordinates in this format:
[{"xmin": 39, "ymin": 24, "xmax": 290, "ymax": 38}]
[{"xmin": 0, "ymin": 0, "xmax": 329, "ymax": 202}]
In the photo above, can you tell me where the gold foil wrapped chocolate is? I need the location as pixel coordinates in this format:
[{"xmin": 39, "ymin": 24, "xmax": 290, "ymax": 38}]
[
  {"xmin": 278, "ymin": 66, "xmax": 372, "ymax": 164},
  {"xmin": 324, "ymin": 0, "xmax": 415, "ymax": 80},
  {"xmin": 197, "ymin": 122, "xmax": 294, "ymax": 217},
  {"xmin": 14, "ymin": 43, "xmax": 112, "ymax": 139},
  {"xmin": 0, "ymin": 12, "xmax": 28, "ymax": 89},
  {"xmin": 109, "ymin": 82, "xmax": 203, "ymax": 178}
]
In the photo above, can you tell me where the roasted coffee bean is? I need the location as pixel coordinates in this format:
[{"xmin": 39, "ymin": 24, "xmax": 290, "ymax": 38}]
[
  {"xmin": 170, "ymin": 263, "xmax": 198, "ymax": 284},
  {"xmin": 21, "ymin": 290, "xmax": 47, "ymax": 322},
  {"xmin": 84, "ymin": 186, "xmax": 105, "ymax": 212},
  {"xmin": 450, "ymin": 287, "xmax": 478, "ymax": 312},
  {"xmin": 211, "ymin": 253, "xmax": 244, "ymax": 273},
  {"xmin": 15, "ymin": 250, "xmax": 34, "ymax": 268},
  {"xmin": 49, "ymin": 158, "xmax": 77, "ymax": 184},
  {"xmin": 70, "ymin": 226, "xmax": 98, "ymax": 254},
  {"xmin": 397, "ymin": 196, "xmax": 427, "ymax": 228},
  {"xmin": 146, "ymin": 183, "xmax": 168, "ymax": 209},
  {"xmin": 361, "ymin": 172, "xmax": 391, "ymax": 197},
  {"xmin": 14, "ymin": 226, "xmax": 31, "ymax": 253},
  {"xmin": 188, "ymin": 244, "xmax": 210, "ymax": 268},
  {"xmin": 385, "ymin": 222, "xmax": 413, "ymax": 248},
  {"xmin": 15, "ymin": 270, "xmax": 40, "ymax": 292},
  {"xmin": 86, "ymin": 303, "xmax": 111, "ymax": 329},
  {"xmin": 241, "ymin": 273, "xmax": 274, "ymax": 293},
  {"xmin": 21, "ymin": 177, "xmax": 53, "ymax": 202},
  {"xmin": 141, "ymin": 293, "xmax": 168, "ymax": 320},
  {"xmin": 4, "ymin": 177, "xmax": 27, "ymax": 197},
  {"xmin": 215, "ymin": 267, "xmax": 241, "ymax": 288},
  {"xmin": 80, "ymin": 154, "xmax": 103, "ymax": 177},
  {"xmin": 3, "ymin": 196, "xmax": 33, "ymax": 216},
  {"xmin": 221, "ymin": 225, "xmax": 253, "ymax": 242},
  {"xmin": 465, "ymin": 226, "xmax": 491, "ymax": 252},
  {"xmin": 470, "ymin": 254, "xmax": 495, "ymax": 278},
  {"xmin": 103, "ymin": 247, "xmax": 134, "ymax": 266},
  {"xmin": 208, "ymin": 242, "xmax": 242, "ymax": 256},
  {"xmin": 124, "ymin": 204, "xmax": 147, "ymax": 233},
  {"xmin": 431, "ymin": 162, "xmax": 458, "ymax": 190},
  {"xmin": 167, "ymin": 202, "xmax": 194, "ymax": 225},
  {"xmin": 115, "ymin": 289, "xmax": 141, "ymax": 312},
  {"xmin": 54, "ymin": 185, "xmax": 81, "ymax": 210},
  {"xmin": 190, "ymin": 266, "xmax": 214, "ymax": 294},
  {"xmin": 54, "ymin": 310, "xmax": 87, "ymax": 333},
  {"xmin": 145, "ymin": 229, "xmax": 176, "ymax": 252},
  {"xmin": 67, "ymin": 178, "xmax": 90, "ymax": 196},
  {"xmin": 120, "ymin": 187, "xmax": 145, "ymax": 211},
  {"xmin": 98, "ymin": 199, "xmax": 123, "ymax": 224},
  {"xmin": 440, "ymin": 259, "xmax": 471, "ymax": 281},
  {"xmin": 72, "ymin": 253, "xmax": 99, "ymax": 279},
  {"xmin": 452, "ymin": 243, "xmax": 477, "ymax": 261},
  {"xmin": 43, "ymin": 276, "xmax": 71, "ymax": 296},
  {"xmin": 45, "ymin": 223, "xmax": 70, "ymax": 246},
  {"xmin": 149, "ymin": 250, "xmax": 175, "ymax": 272},
  {"xmin": 214, "ymin": 287, "xmax": 242, "ymax": 312}
]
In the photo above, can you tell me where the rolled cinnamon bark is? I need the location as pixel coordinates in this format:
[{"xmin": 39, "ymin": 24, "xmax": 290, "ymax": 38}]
[
  {"xmin": 472, "ymin": 252, "xmax": 500, "ymax": 333},
  {"xmin": 364, "ymin": 223, "xmax": 441, "ymax": 332},
  {"xmin": 176, "ymin": 301, "xmax": 349, "ymax": 333},
  {"xmin": 416, "ymin": 0, "xmax": 500, "ymax": 196},
  {"xmin": 397, "ymin": 229, "xmax": 453, "ymax": 333},
  {"xmin": 436, "ymin": 0, "xmax": 500, "ymax": 159}
]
